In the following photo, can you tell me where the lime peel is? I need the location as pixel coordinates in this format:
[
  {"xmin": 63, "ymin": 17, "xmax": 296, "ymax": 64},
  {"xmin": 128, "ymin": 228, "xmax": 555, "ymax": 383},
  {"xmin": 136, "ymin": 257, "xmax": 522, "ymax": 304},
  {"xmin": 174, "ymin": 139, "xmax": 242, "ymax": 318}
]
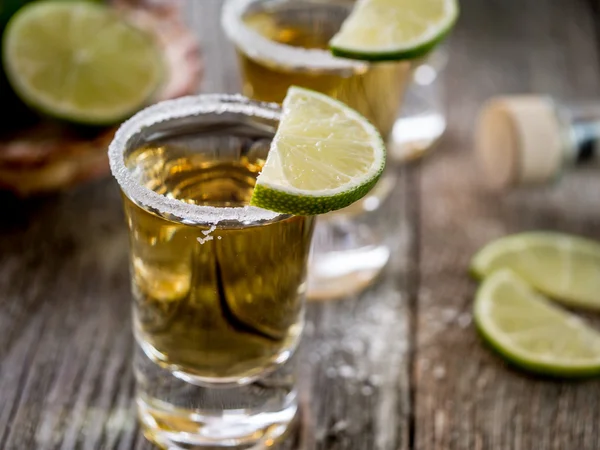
[
  {"xmin": 471, "ymin": 232, "xmax": 600, "ymax": 311},
  {"xmin": 329, "ymin": 0, "xmax": 459, "ymax": 61},
  {"xmin": 2, "ymin": 1, "xmax": 164, "ymax": 125},
  {"xmin": 474, "ymin": 269, "xmax": 600, "ymax": 378},
  {"xmin": 250, "ymin": 86, "xmax": 386, "ymax": 216}
]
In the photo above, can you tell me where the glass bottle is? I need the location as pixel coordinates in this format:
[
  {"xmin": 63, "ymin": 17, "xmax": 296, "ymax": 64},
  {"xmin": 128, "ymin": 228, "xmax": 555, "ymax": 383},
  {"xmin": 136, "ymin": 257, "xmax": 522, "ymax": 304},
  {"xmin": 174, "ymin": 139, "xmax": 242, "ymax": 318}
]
[{"xmin": 475, "ymin": 95, "xmax": 600, "ymax": 189}]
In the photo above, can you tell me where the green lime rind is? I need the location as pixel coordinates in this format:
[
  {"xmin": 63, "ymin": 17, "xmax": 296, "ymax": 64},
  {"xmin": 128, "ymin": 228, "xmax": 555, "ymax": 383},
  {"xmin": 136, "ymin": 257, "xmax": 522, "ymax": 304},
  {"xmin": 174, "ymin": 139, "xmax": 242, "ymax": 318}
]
[
  {"xmin": 330, "ymin": 18, "xmax": 456, "ymax": 62},
  {"xmin": 2, "ymin": 1, "xmax": 164, "ymax": 126},
  {"xmin": 250, "ymin": 171, "xmax": 382, "ymax": 216},
  {"xmin": 471, "ymin": 232, "xmax": 589, "ymax": 279},
  {"xmin": 475, "ymin": 316, "xmax": 600, "ymax": 379},
  {"xmin": 329, "ymin": 0, "xmax": 458, "ymax": 62},
  {"xmin": 470, "ymin": 231, "xmax": 600, "ymax": 311},
  {"xmin": 250, "ymin": 86, "xmax": 386, "ymax": 216},
  {"xmin": 474, "ymin": 269, "xmax": 600, "ymax": 378},
  {"xmin": 471, "ymin": 231, "xmax": 600, "ymax": 277}
]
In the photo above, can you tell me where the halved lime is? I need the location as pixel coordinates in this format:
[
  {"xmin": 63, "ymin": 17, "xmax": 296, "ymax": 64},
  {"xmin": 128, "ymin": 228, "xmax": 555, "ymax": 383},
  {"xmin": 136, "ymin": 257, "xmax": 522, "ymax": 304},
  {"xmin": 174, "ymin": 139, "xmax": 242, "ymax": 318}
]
[
  {"xmin": 2, "ymin": 1, "xmax": 164, "ymax": 125},
  {"xmin": 471, "ymin": 232, "xmax": 600, "ymax": 310},
  {"xmin": 250, "ymin": 86, "xmax": 386, "ymax": 215},
  {"xmin": 474, "ymin": 269, "xmax": 600, "ymax": 377},
  {"xmin": 329, "ymin": 0, "xmax": 459, "ymax": 61}
]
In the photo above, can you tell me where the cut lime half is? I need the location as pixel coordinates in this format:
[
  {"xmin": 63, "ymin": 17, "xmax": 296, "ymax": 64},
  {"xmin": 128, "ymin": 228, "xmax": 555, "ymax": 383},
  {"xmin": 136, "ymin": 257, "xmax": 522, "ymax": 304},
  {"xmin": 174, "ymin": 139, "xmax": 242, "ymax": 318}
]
[
  {"xmin": 329, "ymin": 0, "xmax": 459, "ymax": 61},
  {"xmin": 250, "ymin": 86, "xmax": 386, "ymax": 216},
  {"xmin": 2, "ymin": 1, "xmax": 164, "ymax": 125},
  {"xmin": 474, "ymin": 269, "xmax": 600, "ymax": 378},
  {"xmin": 471, "ymin": 232, "xmax": 600, "ymax": 311}
]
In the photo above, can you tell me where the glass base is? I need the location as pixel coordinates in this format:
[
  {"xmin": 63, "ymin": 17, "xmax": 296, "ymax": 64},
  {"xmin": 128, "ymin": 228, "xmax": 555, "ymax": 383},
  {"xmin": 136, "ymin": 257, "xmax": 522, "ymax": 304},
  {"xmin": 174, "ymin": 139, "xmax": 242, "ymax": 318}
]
[
  {"xmin": 389, "ymin": 112, "xmax": 446, "ymax": 162},
  {"xmin": 138, "ymin": 395, "xmax": 297, "ymax": 449},
  {"xmin": 306, "ymin": 172, "xmax": 395, "ymax": 300},
  {"xmin": 307, "ymin": 244, "xmax": 390, "ymax": 300},
  {"xmin": 135, "ymin": 346, "xmax": 298, "ymax": 449}
]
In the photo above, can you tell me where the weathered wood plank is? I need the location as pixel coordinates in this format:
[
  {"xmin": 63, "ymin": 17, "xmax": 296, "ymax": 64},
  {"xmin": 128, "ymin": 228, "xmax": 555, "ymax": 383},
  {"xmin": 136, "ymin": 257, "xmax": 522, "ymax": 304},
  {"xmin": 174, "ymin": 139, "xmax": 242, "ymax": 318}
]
[
  {"xmin": 184, "ymin": 0, "xmax": 241, "ymax": 95},
  {"xmin": 297, "ymin": 172, "xmax": 414, "ymax": 450},
  {"xmin": 0, "ymin": 184, "xmax": 137, "ymax": 450},
  {"xmin": 415, "ymin": 0, "xmax": 600, "ymax": 449}
]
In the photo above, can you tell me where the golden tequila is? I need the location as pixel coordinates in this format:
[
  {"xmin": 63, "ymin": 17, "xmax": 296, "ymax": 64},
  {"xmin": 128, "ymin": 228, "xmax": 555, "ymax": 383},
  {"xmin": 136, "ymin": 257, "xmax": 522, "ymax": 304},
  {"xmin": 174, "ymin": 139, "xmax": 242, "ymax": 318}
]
[
  {"xmin": 125, "ymin": 146, "xmax": 313, "ymax": 381},
  {"xmin": 109, "ymin": 95, "xmax": 313, "ymax": 449},
  {"xmin": 227, "ymin": 0, "xmax": 411, "ymax": 138},
  {"xmin": 222, "ymin": 0, "xmax": 405, "ymax": 300}
]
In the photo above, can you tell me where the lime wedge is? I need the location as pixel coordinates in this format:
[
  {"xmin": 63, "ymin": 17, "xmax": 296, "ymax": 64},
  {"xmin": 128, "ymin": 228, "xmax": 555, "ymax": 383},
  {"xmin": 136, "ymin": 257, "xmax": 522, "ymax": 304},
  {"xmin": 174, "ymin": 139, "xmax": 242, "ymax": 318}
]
[
  {"xmin": 250, "ymin": 86, "xmax": 386, "ymax": 215},
  {"xmin": 329, "ymin": 0, "xmax": 459, "ymax": 61},
  {"xmin": 471, "ymin": 232, "xmax": 600, "ymax": 310},
  {"xmin": 474, "ymin": 269, "xmax": 600, "ymax": 377},
  {"xmin": 2, "ymin": 1, "xmax": 164, "ymax": 125}
]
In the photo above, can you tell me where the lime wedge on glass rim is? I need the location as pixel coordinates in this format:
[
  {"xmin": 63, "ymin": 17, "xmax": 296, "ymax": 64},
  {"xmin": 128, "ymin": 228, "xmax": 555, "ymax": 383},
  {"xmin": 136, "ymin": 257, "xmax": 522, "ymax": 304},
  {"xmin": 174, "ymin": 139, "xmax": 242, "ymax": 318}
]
[
  {"xmin": 2, "ymin": 1, "xmax": 164, "ymax": 125},
  {"xmin": 329, "ymin": 0, "xmax": 459, "ymax": 61},
  {"xmin": 250, "ymin": 86, "xmax": 386, "ymax": 216},
  {"xmin": 471, "ymin": 232, "xmax": 600, "ymax": 311},
  {"xmin": 474, "ymin": 269, "xmax": 600, "ymax": 378}
]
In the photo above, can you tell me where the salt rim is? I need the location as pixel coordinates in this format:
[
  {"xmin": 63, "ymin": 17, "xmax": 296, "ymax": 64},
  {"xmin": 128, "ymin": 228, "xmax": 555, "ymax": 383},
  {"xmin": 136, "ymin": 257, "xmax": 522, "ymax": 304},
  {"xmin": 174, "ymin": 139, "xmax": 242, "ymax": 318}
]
[
  {"xmin": 221, "ymin": 0, "xmax": 367, "ymax": 72},
  {"xmin": 108, "ymin": 94, "xmax": 283, "ymax": 225}
]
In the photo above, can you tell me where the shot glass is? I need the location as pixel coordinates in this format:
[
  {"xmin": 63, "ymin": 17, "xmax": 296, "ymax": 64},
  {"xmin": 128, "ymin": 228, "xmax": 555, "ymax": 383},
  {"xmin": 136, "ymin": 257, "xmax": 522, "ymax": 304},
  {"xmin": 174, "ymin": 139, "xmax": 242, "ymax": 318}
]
[
  {"xmin": 108, "ymin": 95, "xmax": 315, "ymax": 449},
  {"xmin": 390, "ymin": 48, "xmax": 448, "ymax": 162},
  {"xmin": 222, "ymin": 0, "xmax": 411, "ymax": 299}
]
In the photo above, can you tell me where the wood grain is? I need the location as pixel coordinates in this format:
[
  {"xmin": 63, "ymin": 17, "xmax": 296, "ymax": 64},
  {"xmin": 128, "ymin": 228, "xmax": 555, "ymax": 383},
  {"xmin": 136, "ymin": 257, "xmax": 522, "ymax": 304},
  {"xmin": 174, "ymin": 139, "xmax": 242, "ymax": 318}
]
[
  {"xmin": 0, "ymin": 184, "xmax": 137, "ymax": 450},
  {"xmin": 415, "ymin": 0, "xmax": 600, "ymax": 449}
]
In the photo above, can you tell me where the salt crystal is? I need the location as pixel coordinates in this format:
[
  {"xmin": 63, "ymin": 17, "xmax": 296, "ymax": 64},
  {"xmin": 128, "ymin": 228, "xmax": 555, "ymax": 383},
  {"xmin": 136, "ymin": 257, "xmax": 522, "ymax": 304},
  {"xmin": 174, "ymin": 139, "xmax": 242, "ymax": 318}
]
[
  {"xmin": 440, "ymin": 308, "xmax": 456, "ymax": 324},
  {"xmin": 457, "ymin": 312, "xmax": 472, "ymax": 328},
  {"xmin": 432, "ymin": 365, "xmax": 446, "ymax": 380},
  {"xmin": 369, "ymin": 375, "xmax": 382, "ymax": 386},
  {"xmin": 201, "ymin": 225, "xmax": 216, "ymax": 236},
  {"xmin": 197, "ymin": 235, "xmax": 214, "ymax": 245},
  {"xmin": 361, "ymin": 385, "xmax": 374, "ymax": 396},
  {"xmin": 108, "ymin": 94, "xmax": 283, "ymax": 226},
  {"xmin": 221, "ymin": 0, "xmax": 366, "ymax": 72},
  {"xmin": 331, "ymin": 420, "xmax": 348, "ymax": 433},
  {"xmin": 337, "ymin": 365, "xmax": 355, "ymax": 379}
]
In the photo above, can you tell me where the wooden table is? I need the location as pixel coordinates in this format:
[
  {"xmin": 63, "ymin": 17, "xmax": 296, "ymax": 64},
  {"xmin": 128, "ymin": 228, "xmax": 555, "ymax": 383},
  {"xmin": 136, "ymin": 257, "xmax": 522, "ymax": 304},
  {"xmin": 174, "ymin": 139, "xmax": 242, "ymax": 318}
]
[{"xmin": 2, "ymin": 0, "xmax": 600, "ymax": 448}]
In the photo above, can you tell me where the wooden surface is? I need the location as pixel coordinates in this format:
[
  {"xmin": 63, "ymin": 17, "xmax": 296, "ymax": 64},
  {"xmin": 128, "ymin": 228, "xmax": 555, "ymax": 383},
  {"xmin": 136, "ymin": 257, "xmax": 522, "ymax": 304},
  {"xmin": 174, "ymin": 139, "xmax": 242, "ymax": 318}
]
[{"xmin": 1, "ymin": 0, "xmax": 600, "ymax": 448}]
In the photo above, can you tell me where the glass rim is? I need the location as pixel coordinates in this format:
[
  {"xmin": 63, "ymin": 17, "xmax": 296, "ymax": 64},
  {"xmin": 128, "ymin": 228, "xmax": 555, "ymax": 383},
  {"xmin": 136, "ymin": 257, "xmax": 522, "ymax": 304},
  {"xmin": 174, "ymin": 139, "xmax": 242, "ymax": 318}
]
[
  {"xmin": 221, "ymin": 0, "xmax": 368, "ymax": 73},
  {"xmin": 108, "ymin": 94, "xmax": 285, "ymax": 226}
]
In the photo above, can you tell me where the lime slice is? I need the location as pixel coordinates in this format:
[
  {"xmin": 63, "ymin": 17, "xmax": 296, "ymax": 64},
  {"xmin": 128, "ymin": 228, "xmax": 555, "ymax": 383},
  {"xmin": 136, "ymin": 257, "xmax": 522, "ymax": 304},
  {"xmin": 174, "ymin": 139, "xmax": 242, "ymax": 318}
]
[
  {"xmin": 2, "ymin": 1, "xmax": 164, "ymax": 125},
  {"xmin": 250, "ymin": 86, "xmax": 386, "ymax": 215},
  {"xmin": 471, "ymin": 232, "xmax": 600, "ymax": 310},
  {"xmin": 474, "ymin": 269, "xmax": 600, "ymax": 377},
  {"xmin": 329, "ymin": 0, "xmax": 459, "ymax": 61}
]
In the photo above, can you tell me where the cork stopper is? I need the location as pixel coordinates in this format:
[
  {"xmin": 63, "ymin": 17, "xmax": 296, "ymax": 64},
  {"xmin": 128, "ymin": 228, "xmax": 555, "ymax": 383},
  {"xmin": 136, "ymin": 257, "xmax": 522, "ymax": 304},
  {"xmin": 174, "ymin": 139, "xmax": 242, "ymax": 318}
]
[{"xmin": 475, "ymin": 96, "xmax": 565, "ymax": 189}]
